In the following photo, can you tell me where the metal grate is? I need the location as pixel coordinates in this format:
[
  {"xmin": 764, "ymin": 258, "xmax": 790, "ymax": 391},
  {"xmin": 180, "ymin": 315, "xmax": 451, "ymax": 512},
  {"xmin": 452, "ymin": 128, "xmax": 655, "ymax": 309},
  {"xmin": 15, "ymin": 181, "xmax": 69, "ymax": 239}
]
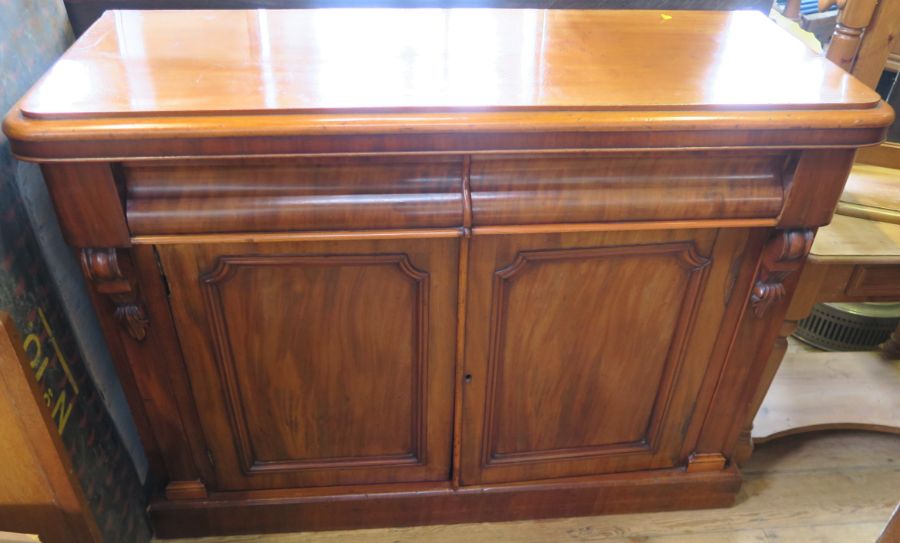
[{"xmin": 794, "ymin": 303, "xmax": 900, "ymax": 351}]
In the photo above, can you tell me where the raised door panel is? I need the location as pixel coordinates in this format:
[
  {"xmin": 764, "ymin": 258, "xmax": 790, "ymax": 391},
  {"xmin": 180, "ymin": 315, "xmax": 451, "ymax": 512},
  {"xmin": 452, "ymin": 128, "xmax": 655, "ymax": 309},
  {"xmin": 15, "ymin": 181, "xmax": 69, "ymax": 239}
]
[
  {"xmin": 157, "ymin": 238, "xmax": 457, "ymax": 490},
  {"xmin": 460, "ymin": 229, "xmax": 754, "ymax": 485}
]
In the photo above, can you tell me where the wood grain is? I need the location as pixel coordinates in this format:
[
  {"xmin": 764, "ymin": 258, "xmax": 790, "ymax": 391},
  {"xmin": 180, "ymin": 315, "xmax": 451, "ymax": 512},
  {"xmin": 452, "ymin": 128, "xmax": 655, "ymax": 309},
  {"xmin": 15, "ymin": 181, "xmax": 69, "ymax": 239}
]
[
  {"xmin": 822, "ymin": 0, "xmax": 879, "ymax": 76},
  {"xmin": 131, "ymin": 229, "xmax": 465, "ymax": 245},
  {"xmin": 149, "ymin": 467, "xmax": 741, "ymax": 537},
  {"xmin": 157, "ymin": 432, "xmax": 900, "ymax": 542},
  {"xmin": 483, "ymin": 243, "xmax": 707, "ymax": 459},
  {"xmin": 2, "ymin": 6, "xmax": 889, "ymax": 537},
  {"xmin": 836, "ymin": 163, "xmax": 900, "ymax": 225},
  {"xmin": 809, "ymin": 213, "xmax": 900, "ymax": 262},
  {"xmin": 469, "ymin": 152, "xmax": 786, "ymax": 225},
  {"xmin": 459, "ymin": 229, "xmax": 748, "ymax": 485},
  {"xmin": 842, "ymin": 0, "xmax": 900, "ymax": 89},
  {"xmin": 5, "ymin": 108, "xmax": 892, "ymax": 163},
  {"xmin": 125, "ymin": 157, "xmax": 465, "ymax": 234},
  {"xmin": 155, "ymin": 238, "xmax": 458, "ymax": 490},
  {"xmin": 693, "ymin": 228, "xmax": 815, "ymax": 458},
  {"xmin": 753, "ymin": 350, "xmax": 900, "ymax": 442},
  {"xmin": 38, "ymin": 162, "xmax": 129, "ymax": 248},
  {"xmin": 3, "ymin": 10, "xmax": 891, "ymax": 162},
  {"xmin": 19, "ymin": 10, "xmax": 879, "ymax": 119}
]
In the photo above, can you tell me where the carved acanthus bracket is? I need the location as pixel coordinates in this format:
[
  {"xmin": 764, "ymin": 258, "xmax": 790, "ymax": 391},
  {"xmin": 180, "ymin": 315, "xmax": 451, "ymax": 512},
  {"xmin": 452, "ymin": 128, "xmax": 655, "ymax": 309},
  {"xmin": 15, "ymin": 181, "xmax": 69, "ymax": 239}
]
[
  {"xmin": 750, "ymin": 229, "xmax": 815, "ymax": 318},
  {"xmin": 81, "ymin": 248, "xmax": 149, "ymax": 341}
]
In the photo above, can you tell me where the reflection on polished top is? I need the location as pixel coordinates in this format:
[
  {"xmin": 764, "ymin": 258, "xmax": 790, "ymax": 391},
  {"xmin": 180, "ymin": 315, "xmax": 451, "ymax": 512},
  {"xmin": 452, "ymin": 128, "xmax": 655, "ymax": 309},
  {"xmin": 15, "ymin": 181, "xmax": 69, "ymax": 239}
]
[{"xmin": 19, "ymin": 8, "xmax": 881, "ymax": 120}]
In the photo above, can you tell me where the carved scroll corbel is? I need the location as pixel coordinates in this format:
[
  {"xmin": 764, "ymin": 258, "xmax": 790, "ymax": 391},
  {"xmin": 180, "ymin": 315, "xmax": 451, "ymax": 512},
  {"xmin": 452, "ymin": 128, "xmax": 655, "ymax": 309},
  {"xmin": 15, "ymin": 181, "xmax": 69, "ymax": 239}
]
[
  {"xmin": 750, "ymin": 229, "xmax": 815, "ymax": 318},
  {"xmin": 81, "ymin": 248, "xmax": 149, "ymax": 341}
]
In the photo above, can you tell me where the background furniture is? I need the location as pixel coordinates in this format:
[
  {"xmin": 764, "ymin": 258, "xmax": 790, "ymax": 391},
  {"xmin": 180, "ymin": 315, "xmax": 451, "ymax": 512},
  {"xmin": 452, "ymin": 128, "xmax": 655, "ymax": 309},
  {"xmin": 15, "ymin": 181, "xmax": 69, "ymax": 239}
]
[
  {"xmin": 738, "ymin": 0, "xmax": 900, "ymax": 457},
  {"xmin": 777, "ymin": 0, "xmax": 838, "ymax": 44},
  {"xmin": 749, "ymin": 166, "xmax": 900, "ymax": 445},
  {"xmin": 0, "ymin": 314, "xmax": 101, "ymax": 543},
  {"xmin": 0, "ymin": 534, "xmax": 40, "ymax": 543},
  {"xmin": 3, "ymin": 8, "xmax": 890, "ymax": 537}
]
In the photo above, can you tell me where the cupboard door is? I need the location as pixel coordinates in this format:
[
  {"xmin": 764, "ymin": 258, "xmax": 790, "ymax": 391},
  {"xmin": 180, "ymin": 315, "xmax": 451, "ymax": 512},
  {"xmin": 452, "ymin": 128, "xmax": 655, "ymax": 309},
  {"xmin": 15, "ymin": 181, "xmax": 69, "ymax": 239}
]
[
  {"xmin": 459, "ymin": 229, "xmax": 753, "ymax": 485},
  {"xmin": 156, "ymin": 238, "xmax": 457, "ymax": 491}
]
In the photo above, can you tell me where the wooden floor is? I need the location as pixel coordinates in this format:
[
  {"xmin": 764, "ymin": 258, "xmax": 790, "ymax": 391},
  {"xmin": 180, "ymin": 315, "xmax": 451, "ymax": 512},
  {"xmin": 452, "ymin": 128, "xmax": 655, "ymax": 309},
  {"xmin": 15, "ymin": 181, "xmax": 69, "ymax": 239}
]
[{"xmin": 161, "ymin": 430, "xmax": 900, "ymax": 542}]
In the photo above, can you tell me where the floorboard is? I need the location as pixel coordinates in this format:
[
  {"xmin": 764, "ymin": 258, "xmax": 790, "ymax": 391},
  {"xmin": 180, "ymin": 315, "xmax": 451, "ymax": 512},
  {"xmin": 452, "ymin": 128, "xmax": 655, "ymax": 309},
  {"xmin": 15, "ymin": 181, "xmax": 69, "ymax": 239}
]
[{"xmin": 159, "ymin": 431, "xmax": 900, "ymax": 542}]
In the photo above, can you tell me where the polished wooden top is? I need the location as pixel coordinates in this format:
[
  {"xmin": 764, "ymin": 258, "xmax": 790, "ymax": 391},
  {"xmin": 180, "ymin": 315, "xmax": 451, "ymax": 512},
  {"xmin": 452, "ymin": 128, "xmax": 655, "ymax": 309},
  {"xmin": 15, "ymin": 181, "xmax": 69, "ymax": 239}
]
[{"xmin": 18, "ymin": 9, "xmax": 881, "ymax": 120}]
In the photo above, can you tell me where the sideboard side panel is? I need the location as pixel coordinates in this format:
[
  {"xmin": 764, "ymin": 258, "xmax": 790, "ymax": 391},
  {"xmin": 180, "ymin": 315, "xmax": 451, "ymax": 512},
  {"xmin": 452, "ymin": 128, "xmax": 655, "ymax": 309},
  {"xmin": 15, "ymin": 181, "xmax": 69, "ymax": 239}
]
[
  {"xmin": 778, "ymin": 149, "xmax": 857, "ymax": 228},
  {"xmin": 80, "ymin": 245, "xmax": 205, "ymax": 487},
  {"xmin": 131, "ymin": 244, "xmax": 216, "ymax": 487},
  {"xmin": 37, "ymin": 162, "xmax": 206, "ymax": 488},
  {"xmin": 39, "ymin": 163, "xmax": 130, "ymax": 248},
  {"xmin": 696, "ymin": 230, "xmax": 817, "ymax": 458},
  {"xmin": 697, "ymin": 149, "xmax": 858, "ymax": 458}
]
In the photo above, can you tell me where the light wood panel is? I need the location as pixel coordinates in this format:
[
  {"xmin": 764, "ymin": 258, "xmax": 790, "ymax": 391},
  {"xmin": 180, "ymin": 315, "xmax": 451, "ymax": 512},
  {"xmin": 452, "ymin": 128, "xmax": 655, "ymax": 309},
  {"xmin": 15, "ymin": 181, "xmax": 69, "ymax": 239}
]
[
  {"xmin": 809, "ymin": 213, "xmax": 900, "ymax": 262},
  {"xmin": 836, "ymin": 164, "xmax": 900, "ymax": 224},
  {"xmin": 753, "ymin": 350, "xmax": 900, "ymax": 442},
  {"xmin": 0, "ymin": 534, "xmax": 39, "ymax": 543},
  {"xmin": 839, "ymin": 0, "xmax": 900, "ymax": 89}
]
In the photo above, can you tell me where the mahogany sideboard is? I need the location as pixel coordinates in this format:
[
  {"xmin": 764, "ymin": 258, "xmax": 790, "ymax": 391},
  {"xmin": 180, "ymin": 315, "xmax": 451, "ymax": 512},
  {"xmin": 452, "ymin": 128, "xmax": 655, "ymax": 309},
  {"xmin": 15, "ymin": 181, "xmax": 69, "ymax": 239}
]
[{"xmin": 3, "ymin": 8, "xmax": 892, "ymax": 537}]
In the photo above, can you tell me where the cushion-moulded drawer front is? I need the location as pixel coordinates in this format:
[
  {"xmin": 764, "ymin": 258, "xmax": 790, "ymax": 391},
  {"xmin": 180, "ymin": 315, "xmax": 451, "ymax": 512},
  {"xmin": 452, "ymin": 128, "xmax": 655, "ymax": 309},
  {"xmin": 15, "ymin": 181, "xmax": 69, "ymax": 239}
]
[
  {"xmin": 124, "ymin": 156, "xmax": 465, "ymax": 235},
  {"xmin": 470, "ymin": 152, "xmax": 788, "ymax": 226}
]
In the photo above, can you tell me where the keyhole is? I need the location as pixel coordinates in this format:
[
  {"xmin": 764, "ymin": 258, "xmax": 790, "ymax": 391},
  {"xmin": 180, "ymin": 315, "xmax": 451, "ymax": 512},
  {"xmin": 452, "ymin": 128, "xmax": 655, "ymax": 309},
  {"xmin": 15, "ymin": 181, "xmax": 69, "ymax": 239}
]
[{"xmin": 464, "ymin": 373, "xmax": 473, "ymax": 384}]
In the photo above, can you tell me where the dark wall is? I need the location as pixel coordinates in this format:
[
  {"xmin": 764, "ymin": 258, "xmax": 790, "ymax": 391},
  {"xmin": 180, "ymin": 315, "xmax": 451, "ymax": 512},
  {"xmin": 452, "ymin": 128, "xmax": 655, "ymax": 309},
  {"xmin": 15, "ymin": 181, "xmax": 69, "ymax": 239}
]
[{"xmin": 65, "ymin": 0, "xmax": 775, "ymax": 35}]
